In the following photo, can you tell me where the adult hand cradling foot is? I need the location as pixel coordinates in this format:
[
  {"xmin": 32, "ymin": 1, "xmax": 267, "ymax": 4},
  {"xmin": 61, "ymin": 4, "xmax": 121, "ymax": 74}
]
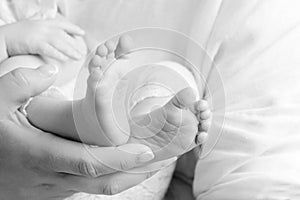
[
  {"xmin": 25, "ymin": 36, "xmax": 210, "ymax": 164},
  {"xmin": 0, "ymin": 65, "xmax": 162, "ymax": 199}
]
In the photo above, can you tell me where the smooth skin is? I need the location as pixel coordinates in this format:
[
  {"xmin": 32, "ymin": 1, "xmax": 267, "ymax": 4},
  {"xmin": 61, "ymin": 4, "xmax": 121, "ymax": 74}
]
[{"xmin": 26, "ymin": 35, "xmax": 211, "ymax": 161}]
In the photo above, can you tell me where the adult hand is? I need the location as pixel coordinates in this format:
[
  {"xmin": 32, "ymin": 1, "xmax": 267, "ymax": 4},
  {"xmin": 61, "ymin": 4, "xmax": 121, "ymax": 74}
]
[{"xmin": 0, "ymin": 65, "xmax": 159, "ymax": 199}]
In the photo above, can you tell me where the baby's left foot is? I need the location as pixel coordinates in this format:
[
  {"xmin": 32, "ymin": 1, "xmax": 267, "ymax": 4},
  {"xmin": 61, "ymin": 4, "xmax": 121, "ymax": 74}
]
[{"xmin": 80, "ymin": 35, "xmax": 134, "ymax": 146}]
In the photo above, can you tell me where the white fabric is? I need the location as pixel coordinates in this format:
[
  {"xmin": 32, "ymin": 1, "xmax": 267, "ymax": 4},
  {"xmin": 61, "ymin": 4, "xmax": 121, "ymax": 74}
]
[{"xmin": 190, "ymin": 1, "xmax": 300, "ymax": 199}]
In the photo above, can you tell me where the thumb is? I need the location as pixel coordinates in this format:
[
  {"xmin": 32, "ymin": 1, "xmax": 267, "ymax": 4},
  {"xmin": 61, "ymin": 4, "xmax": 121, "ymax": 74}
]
[{"xmin": 0, "ymin": 64, "xmax": 58, "ymax": 113}]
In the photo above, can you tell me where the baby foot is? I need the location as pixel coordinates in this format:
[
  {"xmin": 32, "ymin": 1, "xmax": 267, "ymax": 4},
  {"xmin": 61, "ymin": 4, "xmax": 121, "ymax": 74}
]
[
  {"xmin": 129, "ymin": 87, "xmax": 211, "ymax": 161},
  {"xmin": 80, "ymin": 35, "xmax": 134, "ymax": 146}
]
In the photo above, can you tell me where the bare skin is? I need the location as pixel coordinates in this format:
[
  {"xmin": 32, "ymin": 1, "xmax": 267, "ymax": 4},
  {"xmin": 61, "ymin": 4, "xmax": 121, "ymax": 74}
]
[
  {"xmin": 82, "ymin": 35, "xmax": 211, "ymax": 161},
  {"xmin": 80, "ymin": 36, "xmax": 134, "ymax": 145},
  {"xmin": 26, "ymin": 35, "xmax": 211, "ymax": 162},
  {"xmin": 129, "ymin": 88, "xmax": 210, "ymax": 161}
]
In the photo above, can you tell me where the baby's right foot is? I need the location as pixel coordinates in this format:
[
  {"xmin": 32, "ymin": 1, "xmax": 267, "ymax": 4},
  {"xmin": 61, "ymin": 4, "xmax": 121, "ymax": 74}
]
[
  {"xmin": 129, "ymin": 87, "xmax": 211, "ymax": 161},
  {"xmin": 80, "ymin": 35, "xmax": 134, "ymax": 146}
]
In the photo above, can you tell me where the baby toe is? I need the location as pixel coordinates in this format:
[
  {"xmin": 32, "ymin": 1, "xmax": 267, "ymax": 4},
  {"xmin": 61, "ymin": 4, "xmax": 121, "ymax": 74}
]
[
  {"xmin": 89, "ymin": 55, "xmax": 102, "ymax": 72},
  {"xmin": 97, "ymin": 44, "xmax": 108, "ymax": 57},
  {"xmin": 115, "ymin": 35, "xmax": 134, "ymax": 58},
  {"xmin": 195, "ymin": 132, "xmax": 208, "ymax": 145},
  {"xmin": 119, "ymin": 35, "xmax": 134, "ymax": 51},
  {"xmin": 87, "ymin": 67, "xmax": 102, "ymax": 89},
  {"xmin": 200, "ymin": 119, "xmax": 210, "ymax": 132},
  {"xmin": 105, "ymin": 40, "xmax": 116, "ymax": 54},
  {"xmin": 91, "ymin": 54, "xmax": 102, "ymax": 66},
  {"xmin": 197, "ymin": 100, "xmax": 209, "ymax": 112},
  {"xmin": 200, "ymin": 110, "xmax": 211, "ymax": 120}
]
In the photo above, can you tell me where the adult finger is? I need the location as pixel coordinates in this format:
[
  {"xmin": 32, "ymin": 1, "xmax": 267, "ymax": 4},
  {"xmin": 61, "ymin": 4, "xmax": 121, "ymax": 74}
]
[
  {"xmin": 58, "ymin": 31, "xmax": 86, "ymax": 55},
  {"xmin": 0, "ymin": 65, "xmax": 58, "ymax": 113},
  {"xmin": 54, "ymin": 19, "xmax": 85, "ymax": 36},
  {"xmin": 96, "ymin": 158, "xmax": 176, "ymax": 195},
  {"xmin": 50, "ymin": 38, "xmax": 82, "ymax": 60},
  {"xmin": 126, "ymin": 157, "xmax": 177, "ymax": 173},
  {"xmin": 62, "ymin": 170, "xmax": 153, "ymax": 195},
  {"xmin": 63, "ymin": 158, "xmax": 176, "ymax": 194},
  {"xmin": 29, "ymin": 127, "xmax": 155, "ymax": 178},
  {"xmin": 56, "ymin": 143, "xmax": 155, "ymax": 177},
  {"xmin": 37, "ymin": 43, "xmax": 69, "ymax": 61},
  {"xmin": 62, "ymin": 32, "xmax": 87, "ymax": 55}
]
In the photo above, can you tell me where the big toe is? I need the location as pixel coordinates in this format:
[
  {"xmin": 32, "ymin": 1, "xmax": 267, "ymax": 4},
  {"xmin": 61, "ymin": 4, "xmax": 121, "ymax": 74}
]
[{"xmin": 115, "ymin": 35, "xmax": 135, "ymax": 58}]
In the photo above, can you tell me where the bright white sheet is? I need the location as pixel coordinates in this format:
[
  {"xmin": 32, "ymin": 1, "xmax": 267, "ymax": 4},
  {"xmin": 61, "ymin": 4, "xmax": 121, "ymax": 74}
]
[{"xmin": 189, "ymin": 1, "xmax": 300, "ymax": 199}]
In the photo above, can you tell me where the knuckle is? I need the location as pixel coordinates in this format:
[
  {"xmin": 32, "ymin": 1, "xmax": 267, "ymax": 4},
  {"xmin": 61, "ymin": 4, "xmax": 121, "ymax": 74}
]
[
  {"xmin": 103, "ymin": 181, "xmax": 121, "ymax": 195},
  {"xmin": 119, "ymin": 160, "xmax": 130, "ymax": 171},
  {"xmin": 77, "ymin": 160, "xmax": 99, "ymax": 178},
  {"xmin": 9, "ymin": 69, "xmax": 30, "ymax": 89}
]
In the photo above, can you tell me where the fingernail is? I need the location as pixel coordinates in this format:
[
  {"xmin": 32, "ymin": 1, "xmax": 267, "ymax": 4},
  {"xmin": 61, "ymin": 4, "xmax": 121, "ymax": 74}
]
[
  {"xmin": 38, "ymin": 65, "xmax": 58, "ymax": 77},
  {"xmin": 136, "ymin": 151, "xmax": 154, "ymax": 164}
]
